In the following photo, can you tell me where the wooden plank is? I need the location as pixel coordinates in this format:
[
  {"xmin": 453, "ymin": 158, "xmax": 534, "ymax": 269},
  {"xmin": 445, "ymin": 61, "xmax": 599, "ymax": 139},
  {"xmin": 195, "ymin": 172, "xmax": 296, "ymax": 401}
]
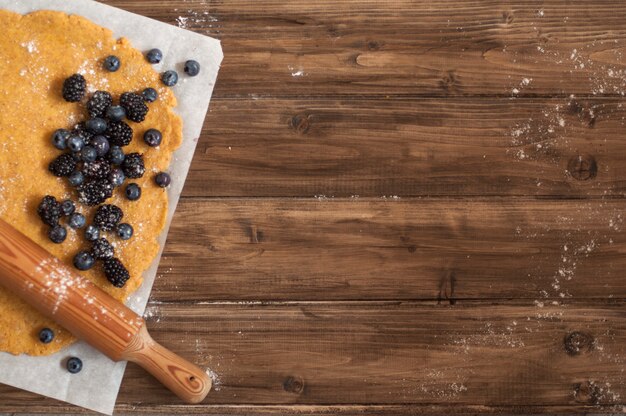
[
  {"xmin": 104, "ymin": 0, "xmax": 626, "ymax": 97},
  {"xmin": 3, "ymin": 404, "xmax": 624, "ymax": 415},
  {"xmin": 150, "ymin": 198, "xmax": 626, "ymax": 302},
  {"xmin": 186, "ymin": 97, "xmax": 626, "ymax": 197},
  {"xmin": 0, "ymin": 302, "xmax": 623, "ymax": 409}
]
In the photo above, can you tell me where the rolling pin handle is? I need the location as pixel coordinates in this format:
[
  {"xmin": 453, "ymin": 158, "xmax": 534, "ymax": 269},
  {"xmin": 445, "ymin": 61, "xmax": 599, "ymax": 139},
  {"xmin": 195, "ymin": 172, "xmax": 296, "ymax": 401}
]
[{"xmin": 122, "ymin": 323, "xmax": 212, "ymax": 404}]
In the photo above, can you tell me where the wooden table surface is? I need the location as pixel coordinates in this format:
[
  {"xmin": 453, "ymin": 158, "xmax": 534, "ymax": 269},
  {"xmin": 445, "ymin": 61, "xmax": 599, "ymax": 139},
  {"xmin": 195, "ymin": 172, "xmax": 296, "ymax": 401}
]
[{"xmin": 2, "ymin": 0, "xmax": 626, "ymax": 414}]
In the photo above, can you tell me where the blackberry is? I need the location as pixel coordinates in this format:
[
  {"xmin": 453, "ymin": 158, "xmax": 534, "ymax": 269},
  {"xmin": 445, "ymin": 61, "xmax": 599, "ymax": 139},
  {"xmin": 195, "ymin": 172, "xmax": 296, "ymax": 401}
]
[
  {"xmin": 62, "ymin": 74, "xmax": 86, "ymax": 102},
  {"xmin": 49, "ymin": 153, "xmax": 77, "ymax": 177},
  {"xmin": 93, "ymin": 204, "xmax": 123, "ymax": 231},
  {"xmin": 103, "ymin": 258, "xmax": 130, "ymax": 288},
  {"xmin": 121, "ymin": 153, "xmax": 145, "ymax": 179},
  {"xmin": 82, "ymin": 159, "xmax": 111, "ymax": 179},
  {"xmin": 91, "ymin": 238, "xmax": 114, "ymax": 260},
  {"xmin": 87, "ymin": 91, "xmax": 112, "ymax": 118},
  {"xmin": 37, "ymin": 196, "xmax": 61, "ymax": 226},
  {"xmin": 106, "ymin": 120, "xmax": 133, "ymax": 146},
  {"xmin": 120, "ymin": 92, "xmax": 149, "ymax": 123},
  {"xmin": 78, "ymin": 179, "xmax": 114, "ymax": 206}
]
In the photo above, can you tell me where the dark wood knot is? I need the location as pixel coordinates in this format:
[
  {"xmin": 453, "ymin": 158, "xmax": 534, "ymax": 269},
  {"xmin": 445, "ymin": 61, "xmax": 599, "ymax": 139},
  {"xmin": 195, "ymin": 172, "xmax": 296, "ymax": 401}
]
[
  {"xmin": 440, "ymin": 70, "xmax": 458, "ymax": 92},
  {"xmin": 283, "ymin": 376, "xmax": 305, "ymax": 394},
  {"xmin": 564, "ymin": 331, "xmax": 595, "ymax": 355},
  {"xmin": 502, "ymin": 11, "xmax": 514, "ymax": 24},
  {"xmin": 367, "ymin": 40, "xmax": 381, "ymax": 51},
  {"xmin": 290, "ymin": 114, "xmax": 311, "ymax": 135},
  {"xmin": 438, "ymin": 270, "xmax": 456, "ymax": 305},
  {"xmin": 573, "ymin": 381, "xmax": 600, "ymax": 404},
  {"xmin": 567, "ymin": 155, "xmax": 597, "ymax": 181}
]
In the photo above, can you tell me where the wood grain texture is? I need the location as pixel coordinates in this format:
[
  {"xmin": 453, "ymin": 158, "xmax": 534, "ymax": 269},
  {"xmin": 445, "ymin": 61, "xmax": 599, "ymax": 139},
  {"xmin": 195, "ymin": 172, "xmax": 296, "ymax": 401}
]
[
  {"xmin": 3, "ymin": 0, "xmax": 626, "ymax": 414},
  {"xmin": 152, "ymin": 198, "xmax": 626, "ymax": 302},
  {"xmin": 1, "ymin": 302, "xmax": 624, "ymax": 411},
  {"xmin": 185, "ymin": 98, "xmax": 626, "ymax": 197},
  {"xmin": 104, "ymin": 0, "xmax": 626, "ymax": 98}
]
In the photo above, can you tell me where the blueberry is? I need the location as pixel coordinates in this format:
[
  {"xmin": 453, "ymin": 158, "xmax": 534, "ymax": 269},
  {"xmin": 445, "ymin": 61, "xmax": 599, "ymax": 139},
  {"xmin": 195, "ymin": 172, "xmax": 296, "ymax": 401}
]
[
  {"xmin": 85, "ymin": 225, "xmax": 100, "ymax": 242},
  {"xmin": 92, "ymin": 136, "xmax": 110, "ymax": 157},
  {"xmin": 67, "ymin": 135, "xmax": 85, "ymax": 152},
  {"xmin": 52, "ymin": 129, "xmax": 70, "ymax": 150},
  {"xmin": 161, "ymin": 70, "xmax": 178, "ymax": 87},
  {"xmin": 155, "ymin": 172, "xmax": 171, "ymax": 188},
  {"xmin": 104, "ymin": 55, "xmax": 121, "ymax": 72},
  {"xmin": 142, "ymin": 87, "xmax": 158, "ymax": 103},
  {"xmin": 38, "ymin": 328, "xmax": 54, "ymax": 344},
  {"xmin": 143, "ymin": 129, "xmax": 162, "ymax": 147},
  {"xmin": 86, "ymin": 118, "xmax": 108, "ymax": 134},
  {"xmin": 108, "ymin": 146, "xmax": 125, "ymax": 165},
  {"xmin": 73, "ymin": 251, "xmax": 95, "ymax": 271},
  {"xmin": 116, "ymin": 223, "xmax": 133, "ymax": 240},
  {"xmin": 48, "ymin": 225, "xmax": 67, "ymax": 244},
  {"xmin": 184, "ymin": 60, "xmax": 201, "ymax": 76},
  {"xmin": 66, "ymin": 357, "xmax": 83, "ymax": 374},
  {"xmin": 60, "ymin": 200, "xmax": 75, "ymax": 217},
  {"xmin": 125, "ymin": 183, "xmax": 141, "ymax": 201},
  {"xmin": 109, "ymin": 167, "xmax": 125, "ymax": 187},
  {"xmin": 68, "ymin": 171, "xmax": 85, "ymax": 187},
  {"xmin": 146, "ymin": 48, "xmax": 163, "ymax": 64},
  {"xmin": 68, "ymin": 213, "xmax": 86, "ymax": 229},
  {"xmin": 106, "ymin": 105, "xmax": 126, "ymax": 121},
  {"xmin": 81, "ymin": 146, "xmax": 98, "ymax": 162}
]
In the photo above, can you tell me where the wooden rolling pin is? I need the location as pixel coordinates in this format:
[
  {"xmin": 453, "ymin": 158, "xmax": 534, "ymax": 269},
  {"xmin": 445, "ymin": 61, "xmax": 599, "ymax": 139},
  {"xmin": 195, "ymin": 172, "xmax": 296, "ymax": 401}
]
[{"xmin": 0, "ymin": 218, "xmax": 211, "ymax": 403}]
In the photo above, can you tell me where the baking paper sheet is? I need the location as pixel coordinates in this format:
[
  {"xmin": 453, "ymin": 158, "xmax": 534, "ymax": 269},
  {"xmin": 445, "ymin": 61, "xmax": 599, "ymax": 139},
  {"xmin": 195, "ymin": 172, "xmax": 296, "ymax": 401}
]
[{"xmin": 0, "ymin": 0, "xmax": 222, "ymax": 413}]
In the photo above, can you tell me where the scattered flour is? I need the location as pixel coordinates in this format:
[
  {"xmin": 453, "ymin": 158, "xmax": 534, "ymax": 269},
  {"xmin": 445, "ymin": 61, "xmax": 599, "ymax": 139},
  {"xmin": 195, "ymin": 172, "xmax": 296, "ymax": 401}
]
[{"xmin": 206, "ymin": 368, "xmax": 221, "ymax": 391}]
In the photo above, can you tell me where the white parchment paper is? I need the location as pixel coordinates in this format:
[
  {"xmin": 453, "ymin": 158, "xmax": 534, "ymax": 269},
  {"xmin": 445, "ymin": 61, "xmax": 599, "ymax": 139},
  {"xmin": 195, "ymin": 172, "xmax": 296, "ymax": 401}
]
[{"xmin": 0, "ymin": 0, "xmax": 223, "ymax": 413}]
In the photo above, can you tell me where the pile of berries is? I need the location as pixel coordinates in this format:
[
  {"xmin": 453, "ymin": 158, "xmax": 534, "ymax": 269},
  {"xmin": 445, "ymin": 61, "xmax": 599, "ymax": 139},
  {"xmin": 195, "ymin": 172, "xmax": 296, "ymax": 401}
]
[
  {"xmin": 38, "ymin": 52, "xmax": 184, "ymax": 292},
  {"xmin": 37, "ymin": 49, "xmax": 200, "ymax": 374},
  {"xmin": 34, "ymin": 50, "xmax": 201, "ymax": 371}
]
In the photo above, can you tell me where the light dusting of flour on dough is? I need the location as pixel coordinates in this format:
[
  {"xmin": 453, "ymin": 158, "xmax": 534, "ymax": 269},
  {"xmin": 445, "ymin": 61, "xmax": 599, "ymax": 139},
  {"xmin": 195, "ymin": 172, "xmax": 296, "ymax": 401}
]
[
  {"xmin": 21, "ymin": 40, "xmax": 39, "ymax": 54},
  {"xmin": 35, "ymin": 258, "xmax": 88, "ymax": 314}
]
